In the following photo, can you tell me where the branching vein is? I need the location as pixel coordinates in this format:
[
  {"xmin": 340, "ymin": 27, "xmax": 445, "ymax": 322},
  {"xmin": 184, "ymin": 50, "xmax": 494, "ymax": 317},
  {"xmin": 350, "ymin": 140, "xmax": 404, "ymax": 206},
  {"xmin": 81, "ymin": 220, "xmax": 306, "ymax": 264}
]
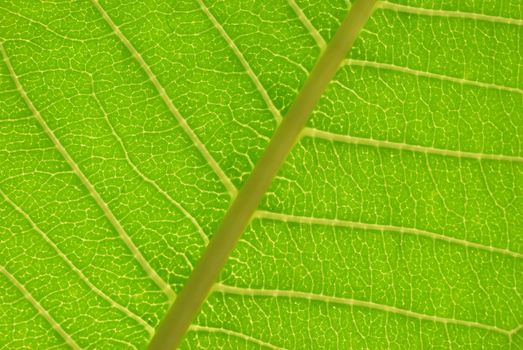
[
  {"xmin": 302, "ymin": 128, "xmax": 523, "ymax": 163},
  {"xmin": 189, "ymin": 325, "xmax": 288, "ymax": 350},
  {"xmin": 214, "ymin": 283, "xmax": 511, "ymax": 336},
  {"xmin": 90, "ymin": 0, "xmax": 237, "ymax": 198},
  {"xmin": 378, "ymin": 1, "xmax": 523, "ymax": 26},
  {"xmin": 196, "ymin": 0, "xmax": 283, "ymax": 124},
  {"xmin": 148, "ymin": 1, "xmax": 378, "ymax": 348},
  {"xmin": 345, "ymin": 59, "xmax": 523, "ymax": 95},
  {"xmin": 0, "ymin": 265, "xmax": 83, "ymax": 350},
  {"xmin": 93, "ymin": 94, "xmax": 209, "ymax": 245},
  {"xmin": 0, "ymin": 189, "xmax": 155, "ymax": 335},
  {"xmin": 254, "ymin": 210, "xmax": 523, "ymax": 259},
  {"xmin": 0, "ymin": 43, "xmax": 175, "ymax": 301}
]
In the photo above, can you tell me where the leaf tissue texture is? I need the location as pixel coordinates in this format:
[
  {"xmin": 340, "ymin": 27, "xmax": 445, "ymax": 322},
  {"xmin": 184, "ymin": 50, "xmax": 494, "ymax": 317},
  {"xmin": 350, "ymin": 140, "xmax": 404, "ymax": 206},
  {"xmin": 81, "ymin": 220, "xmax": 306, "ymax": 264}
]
[{"xmin": 0, "ymin": 0, "xmax": 521, "ymax": 349}]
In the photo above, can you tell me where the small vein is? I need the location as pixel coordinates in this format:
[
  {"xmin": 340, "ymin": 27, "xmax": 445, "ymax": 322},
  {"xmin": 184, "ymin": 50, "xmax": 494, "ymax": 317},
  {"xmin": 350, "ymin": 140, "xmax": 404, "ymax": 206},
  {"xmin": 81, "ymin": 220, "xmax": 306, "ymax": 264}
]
[
  {"xmin": 0, "ymin": 189, "xmax": 155, "ymax": 336},
  {"xmin": 189, "ymin": 324, "xmax": 288, "ymax": 350},
  {"xmin": 196, "ymin": 0, "xmax": 283, "ymax": 124},
  {"xmin": 510, "ymin": 323, "xmax": 523, "ymax": 335},
  {"xmin": 287, "ymin": 0, "xmax": 326, "ymax": 50},
  {"xmin": 509, "ymin": 323, "xmax": 523, "ymax": 349},
  {"xmin": 0, "ymin": 7, "xmax": 95, "ymax": 43},
  {"xmin": 345, "ymin": 59, "xmax": 523, "ymax": 95},
  {"xmin": 284, "ymin": 1, "xmax": 523, "ymax": 181},
  {"xmin": 147, "ymin": 2, "xmax": 379, "ymax": 347},
  {"xmin": 0, "ymin": 43, "xmax": 175, "ymax": 301},
  {"xmin": 214, "ymin": 283, "xmax": 511, "ymax": 336},
  {"xmin": 89, "ymin": 0, "xmax": 237, "ymax": 198},
  {"xmin": 378, "ymin": 1, "xmax": 523, "ymax": 26},
  {"xmin": 302, "ymin": 128, "xmax": 523, "ymax": 163},
  {"xmin": 290, "ymin": 2, "xmax": 522, "ymax": 95},
  {"xmin": 93, "ymin": 94, "xmax": 209, "ymax": 245},
  {"xmin": 254, "ymin": 210, "xmax": 523, "ymax": 259},
  {"xmin": 0, "ymin": 265, "xmax": 83, "ymax": 350}
]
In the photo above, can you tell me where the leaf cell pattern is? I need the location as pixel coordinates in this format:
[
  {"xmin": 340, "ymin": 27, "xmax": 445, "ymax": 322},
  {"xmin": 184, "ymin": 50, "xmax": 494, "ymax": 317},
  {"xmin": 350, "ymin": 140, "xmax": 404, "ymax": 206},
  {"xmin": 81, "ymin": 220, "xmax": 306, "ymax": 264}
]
[{"xmin": 0, "ymin": 0, "xmax": 522, "ymax": 349}]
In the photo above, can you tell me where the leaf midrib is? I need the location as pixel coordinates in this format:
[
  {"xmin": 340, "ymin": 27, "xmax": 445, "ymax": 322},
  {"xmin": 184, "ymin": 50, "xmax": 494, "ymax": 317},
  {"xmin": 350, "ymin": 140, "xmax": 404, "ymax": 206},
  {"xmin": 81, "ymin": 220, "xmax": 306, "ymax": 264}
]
[
  {"xmin": 1, "ymin": 0, "xmax": 520, "ymax": 348},
  {"xmin": 148, "ymin": 0, "xmax": 378, "ymax": 348}
]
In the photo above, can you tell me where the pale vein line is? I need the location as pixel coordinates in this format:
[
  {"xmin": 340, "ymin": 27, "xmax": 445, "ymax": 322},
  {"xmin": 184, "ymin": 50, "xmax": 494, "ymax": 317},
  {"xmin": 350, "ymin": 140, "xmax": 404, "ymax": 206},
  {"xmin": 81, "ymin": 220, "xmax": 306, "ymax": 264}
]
[
  {"xmin": 0, "ymin": 265, "xmax": 83, "ymax": 349},
  {"xmin": 302, "ymin": 128, "xmax": 523, "ymax": 164},
  {"xmin": 344, "ymin": 58, "xmax": 523, "ymax": 95},
  {"xmin": 0, "ymin": 7, "xmax": 90, "ymax": 43},
  {"xmin": 292, "ymin": 6, "xmax": 523, "ymax": 159},
  {"xmin": 291, "ymin": 1, "xmax": 522, "ymax": 94},
  {"xmin": 196, "ymin": 0, "xmax": 283, "ymax": 124},
  {"xmin": 378, "ymin": 1, "xmax": 523, "ymax": 26},
  {"xmin": 202, "ymin": 0, "xmax": 522, "ymax": 161},
  {"xmin": 90, "ymin": 0, "xmax": 237, "ymax": 198},
  {"xmin": 509, "ymin": 323, "xmax": 523, "ymax": 350},
  {"xmin": 510, "ymin": 323, "xmax": 523, "ymax": 335},
  {"xmin": 214, "ymin": 283, "xmax": 510, "ymax": 336},
  {"xmin": 148, "ymin": 2, "xmax": 379, "ymax": 348},
  {"xmin": 254, "ymin": 210, "xmax": 523, "ymax": 259},
  {"xmin": 190, "ymin": 325, "xmax": 287, "ymax": 350},
  {"xmin": 93, "ymin": 95, "xmax": 209, "ymax": 245},
  {"xmin": 224, "ymin": 1, "xmax": 523, "ymax": 161},
  {"xmin": 287, "ymin": 0, "xmax": 326, "ymax": 50},
  {"xmin": 0, "ymin": 189, "xmax": 155, "ymax": 336},
  {"xmin": 0, "ymin": 44, "xmax": 175, "ymax": 300}
]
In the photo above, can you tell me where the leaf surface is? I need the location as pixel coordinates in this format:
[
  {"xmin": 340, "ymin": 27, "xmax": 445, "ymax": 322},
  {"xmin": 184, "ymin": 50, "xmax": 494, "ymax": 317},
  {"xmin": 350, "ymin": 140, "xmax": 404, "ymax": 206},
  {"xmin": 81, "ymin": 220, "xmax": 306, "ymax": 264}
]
[{"xmin": 0, "ymin": 0, "xmax": 522, "ymax": 349}]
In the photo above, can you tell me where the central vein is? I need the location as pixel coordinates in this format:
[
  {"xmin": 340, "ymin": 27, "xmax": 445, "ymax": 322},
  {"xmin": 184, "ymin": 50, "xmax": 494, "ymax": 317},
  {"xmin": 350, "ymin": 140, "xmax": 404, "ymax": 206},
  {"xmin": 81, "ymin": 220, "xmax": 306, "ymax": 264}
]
[{"xmin": 148, "ymin": 1, "xmax": 378, "ymax": 348}]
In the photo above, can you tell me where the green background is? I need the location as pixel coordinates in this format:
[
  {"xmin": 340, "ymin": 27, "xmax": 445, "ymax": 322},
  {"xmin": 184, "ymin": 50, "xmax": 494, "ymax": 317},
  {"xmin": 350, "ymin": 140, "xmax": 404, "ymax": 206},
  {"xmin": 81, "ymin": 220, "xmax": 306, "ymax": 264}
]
[{"xmin": 0, "ymin": 0, "xmax": 522, "ymax": 348}]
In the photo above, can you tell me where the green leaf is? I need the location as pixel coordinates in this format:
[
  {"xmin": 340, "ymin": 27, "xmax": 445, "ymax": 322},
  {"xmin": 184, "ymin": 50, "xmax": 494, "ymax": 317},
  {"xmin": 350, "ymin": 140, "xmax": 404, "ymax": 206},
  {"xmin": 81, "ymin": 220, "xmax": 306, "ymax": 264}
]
[{"xmin": 1, "ymin": 0, "xmax": 522, "ymax": 349}]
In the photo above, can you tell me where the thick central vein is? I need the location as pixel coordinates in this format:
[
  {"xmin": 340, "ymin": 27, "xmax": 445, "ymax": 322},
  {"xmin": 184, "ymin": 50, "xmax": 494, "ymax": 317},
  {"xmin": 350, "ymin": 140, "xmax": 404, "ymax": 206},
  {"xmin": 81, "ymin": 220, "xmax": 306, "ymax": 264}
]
[{"xmin": 147, "ymin": 1, "xmax": 378, "ymax": 348}]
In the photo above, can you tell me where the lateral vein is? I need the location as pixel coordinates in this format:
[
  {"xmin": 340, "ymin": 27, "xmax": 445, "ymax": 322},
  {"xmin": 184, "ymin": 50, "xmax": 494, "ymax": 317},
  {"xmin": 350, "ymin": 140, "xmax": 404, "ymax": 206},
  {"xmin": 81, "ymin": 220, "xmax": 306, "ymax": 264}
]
[
  {"xmin": 93, "ymin": 94, "xmax": 209, "ymax": 245},
  {"xmin": 378, "ymin": 1, "xmax": 523, "ymax": 26},
  {"xmin": 214, "ymin": 283, "xmax": 511, "ymax": 336},
  {"xmin": 90, "ymin": 0, "xmax": 237, "ymax": 198},
  {"xmin": 345, "ymin": 59, "xmax": 523, "ymax": 95},
  {"xmin": 291, "ymin": 2, "xmax": 523, "ymax": 94},
  {"xmin": 303, "ymin": 128, "xmax": 523, "ymax": 163},
  {"xmin": 0, "ymin": 265, "xmax": 83, "ymax": 349},
  {"xmin": 0, "ymin": 43, "xmax": 175, "ymax": 301},
  {"xmin": 196, "ymin": 0, "xmax": 283, "ymax": 124},
  {"xmin": 510, "ymin": 323, "xmax": 523, "ymax": 335},
  {"xmin": 287, "ymin": 0, "xmax": 327, "ymax": 49},
  {"xmin": 189, "ymin": 325, "xmax": 288, "ymax": 350},
  {"xmin": 0, "ymin": 189, "xmax": 155, "ymax": 335},
  {"xmin": 254, "ymin": 210, "xmax": 523, "ymax": 259}
]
